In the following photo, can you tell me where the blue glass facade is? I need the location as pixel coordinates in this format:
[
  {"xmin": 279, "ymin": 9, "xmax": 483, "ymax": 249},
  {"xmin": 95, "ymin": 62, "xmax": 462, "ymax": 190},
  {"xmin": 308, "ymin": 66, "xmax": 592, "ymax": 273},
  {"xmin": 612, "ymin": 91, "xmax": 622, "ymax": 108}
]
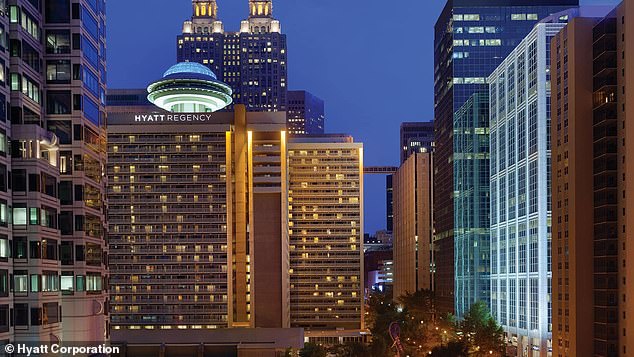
[
  {"xmin": 433, "ymin": 0, "xmax": 578, "ymax": 316},
  {"xmin": 287, "ymin": 90, "xmax": 324, "ymax": 135}
]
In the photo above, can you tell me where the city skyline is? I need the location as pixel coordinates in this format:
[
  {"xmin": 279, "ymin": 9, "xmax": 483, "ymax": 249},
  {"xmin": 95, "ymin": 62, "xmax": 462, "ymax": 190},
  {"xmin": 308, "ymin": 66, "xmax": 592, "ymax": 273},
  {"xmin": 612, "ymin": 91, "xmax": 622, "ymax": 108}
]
[{"xmin": 107, "ymin": 0, "xmax": 621, "ymax": 235}]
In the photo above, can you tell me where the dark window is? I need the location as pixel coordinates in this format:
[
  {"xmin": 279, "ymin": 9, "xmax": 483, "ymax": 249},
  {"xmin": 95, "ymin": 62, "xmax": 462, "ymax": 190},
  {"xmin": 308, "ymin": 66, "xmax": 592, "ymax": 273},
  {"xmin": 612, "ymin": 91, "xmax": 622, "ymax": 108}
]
[
  {"xmin": 72, "ymin": 33, "xmax": 80, "ymax": 50},
  {"xmin": 42, "ymin": 173, "xmax": 57, "ymax": 198},
  {"xmin": 0, "ymin": 93, "xmax": 6, "ymax": 122},
  {"xmin": 21, "ymin": 40, "xmax": 40, "ymax": 72},
  {"xmin": 60, "ymin": 241, "xmax": 73, "ymax": 264},
  {"xmin": 43, "ymin": 302, "xmax": 59, "ymax": 324},
  {"xmin": 30, "ymin": 307, "xmax": 42, "ymax": 326},
  {"xmin": 14, "ymin": 304, "xmax": 28, "ymax": 326},
  {"xmin": 45, "ymin": 0, "xmax": 70, "ymax": 23},
  {"xmin": 0, "ymin": 164, "xmax": 6, "ymax": 192},
  {"xmin": 28, "ymin": 173, "xmax": 39, "ymax": 192},
  {"xmin": 13, "ymin": 237, "xmax": 27, "ymax": 259},
  {"xmin": 60, "ymin": 151, "xmax": 72, "ymax": 174},
  {"xmin": 71, "ymin": 2, "xmax": 79, "ymax": 19},
  {"xmin": 75, "ymin": 244, "xmax": 84, "ymax": 261},
  {"xmin": 45, "ymin": 29, "xmax": 70, "ymax": 54},
  {"xmin": 0, "ymin": 270, "xmax": 7, "ymax": 297},
  {"xmin": 29, "ymin": 241, "xmax": 40, "ymax": 259},
  {"xmin": 41, "ymin": 239, "xmax": 57, "ymax": 261},
  {"xmin": 74, "ymin": 185, "xmax": 83, "ymax": 201},
  {"xmin": 73, "ymin": 124, "xmax": 82, "ymax": 141},
  {"xmin": 59, "ymin": 181, "xmax": 72, "ymax": 205},
  {"xmin": 47, "ymin": 120, "xmax": 72, "ymax": 144},
  {"xmin": 0, "ymin": 305, "xmax": 8, "ymax": 332},
  {"xmin": 12, "ymin": 169, "xmax": 26, "ymax": 191},
  {"xmin": 41, "ymin": 206, "xmax": 57, "ymax": 229},
  {"xmin": 59, "ymin": 211, "xmax": 73, "ymax": 235},
  {"xmin": 73, "ymin": 94, "xmax": 82, "ymax": 111}
]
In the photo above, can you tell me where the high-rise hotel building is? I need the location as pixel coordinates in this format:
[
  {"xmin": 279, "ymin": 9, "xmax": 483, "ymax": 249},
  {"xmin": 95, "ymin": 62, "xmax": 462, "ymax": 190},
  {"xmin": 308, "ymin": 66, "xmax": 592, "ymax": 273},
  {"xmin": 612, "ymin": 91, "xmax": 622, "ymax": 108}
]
[
  {"xmin": 0, "ymin": 0, "xmax": 109, "ymax": 345},
  {"xmin": 107, "ymin": 63, "xmax": 365, "ymax": 353},
  {"xmin": 107, "ymin": 63, "xmax": 304, "ymax": 356},
  {"xmin": 177, "ymin": 0, "xmax": 287, "ymax": 113},
  {"xmin": 434, "ymin": 0, "xmax": 578, "ymax": 315},
  {"xmin": 287, "ymin": 90, "xmax": 325, "ymax": 136},
  {"xmin": 287, "ymin": 135, "xmax": 365, "ymax": 343},
  {"xmin": 551, "ymin": 2, "xmax": 634, "ymax": 356}
]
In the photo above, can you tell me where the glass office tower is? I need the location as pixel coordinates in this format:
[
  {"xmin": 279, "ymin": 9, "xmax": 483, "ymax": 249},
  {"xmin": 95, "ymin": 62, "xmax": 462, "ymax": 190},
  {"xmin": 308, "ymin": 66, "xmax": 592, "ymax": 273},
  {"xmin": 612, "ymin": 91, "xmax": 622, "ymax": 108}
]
[
  {"xmin": 433, "ymin": 0, "xmax": 578, "ymax": 316},
  {"xmin": 489, "ymin": 20, "xmax": 572, "ymax": 356}
]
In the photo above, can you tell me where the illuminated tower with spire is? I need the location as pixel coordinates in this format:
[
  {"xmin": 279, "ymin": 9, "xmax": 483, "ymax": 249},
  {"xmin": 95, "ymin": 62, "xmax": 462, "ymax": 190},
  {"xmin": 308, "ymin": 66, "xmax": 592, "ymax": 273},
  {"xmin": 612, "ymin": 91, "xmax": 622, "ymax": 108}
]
[{"xmin": 178, "ymin": 0, "xmax": 287, "ymax": 112}]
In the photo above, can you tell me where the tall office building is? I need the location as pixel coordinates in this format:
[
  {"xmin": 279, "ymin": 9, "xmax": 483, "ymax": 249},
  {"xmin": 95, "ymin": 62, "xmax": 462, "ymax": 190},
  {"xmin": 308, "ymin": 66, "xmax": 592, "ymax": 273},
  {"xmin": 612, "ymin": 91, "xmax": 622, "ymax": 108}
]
[
  {"xmin": 433, "ymin": 0, "xmax": 578, "ymax": 315},
  {"xmin": 287, "ymin": 90, "xmax": 325, "ymax": 135},
  {"xmin": 107, "ymin": 63, "xmax": 303, "ymax": 356},
  {"xmin": 400, "ymin": 122, "xmax": 434, "ymax": 164},
  {"xmin": 177, "ymin": 0, "xmax": 287, "ymax": 112},
  {"xmin": 551, "ymin": 3, "xmax": 634, "ymax": 355},
  {"xmin": 0, "ymin": 0, "xmax": 109, "ymax": 345},
  {"xmin": 386, "ymin": 175, "xmax": 393, "ymax": 233},
  {"xmin": 287, "ymin": 135, "xmax": 365, "ymax": 343},
  {"xmin": 489, "ymin": 17, "xmax": 579, "ymax": 355},
  {"xmin": 392, "ymin": 152, "xmax": 434, "ymax": 300}
]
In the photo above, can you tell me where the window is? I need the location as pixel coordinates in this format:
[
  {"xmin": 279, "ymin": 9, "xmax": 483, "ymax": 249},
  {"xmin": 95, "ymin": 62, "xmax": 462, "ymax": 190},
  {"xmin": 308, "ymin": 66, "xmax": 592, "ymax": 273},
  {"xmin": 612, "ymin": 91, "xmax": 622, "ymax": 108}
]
[
  {"xmin": 0, "ymin": 236, "xmax": 7, "ymax": 261},
  {"xmin": 45, "ymin": 0, "xmax": 70, "ymax": 23},
  {"xmin": 31, "ymin": 307, "xmax": 42, "ymax": 326},
  {"xmin": 14, "ymin": 271, "xmax": 28, "ymax": 293},
  {"xmin": 60, "ymin": 241, "xmax": 73, "ymax": 264},
  {"xmin": 46, "ymin": 30, "xmax": 70, "ymax": 54},
  {"xmin": 20, "ymin": 8, "xmax": 40, "ymax": 40},
  {"xmin": 41, "ymin": 206, "xmax": 58, "ymax": 229},
  {"xmin": 43, "ymin": 302, "xmax": 59, "ymax": 325},
  {"xmin": 21, "ymin": 74, "xmax": 40, "ymax": 103},
  {"xmin": 0, "ymin": 164, "xmax": 6, "ymax": 192},
  {"xmin": 0, "ymin": 305, "xmax": 7, "ymax": 332},
  {"xmin": 0, "ymin": 200, "xmax": 7, "ymax": 226},
  {"xmin": 42, "ymin": 239, "xmax": 58, "ymax": 260},
  {"xmin": 83, "ymin": 96, "xmax": 100, "ymax": 126},
  {"xmin": 41, "ymin": 272, "xmax": 59, "ymax": 292},
  {"xmin": 76, "ymin": 275, "xmax": 85, "ymax": 292},
  {"xmin": 22, "ymin": 40, "xmax": 39, "ymax": 72},
  {"xmin": 12, "ymin": 169, "xmax": 26, "ymax": 191},
  {"xmin": 42, "ymin": 173, "xmax": 57, "ymax": 198},
  {"xmin": 28, "ymin": 207, "xmax": 38, "ymax": 225},
  {"xmin": 82, "ymin": 35, "xmax": 99, "ymax": 69},
  {"xmin": 82, "ymin": 6, "xmax": 98, "ymax": 40},
  {"xmin": 59, "ymin": 211, "xmax": 73, "ymax": 235},
  {"xmin": 47, "ymin": 120, "xmax": 72, "ymax": 144},
  {"xmin": 0, "ymin": 270, "xmax": 7, "ymax": 297},
  {"xmin": 46, "ymin": 60, "xmax": 71, "ymax": 84},
  {"xmin": 13, "ymin": 237, "xmax": 27, "ymax": 259},
  {"xmin": 13, "ymin": 205, "xmax": 26, "ymax": 225},
  {"xmin": 0, "ymin": 24, "xmax": 6, "ymax": 51},
  {"xmin": 86, "ymin": 273, "xmax": 101, "ymax": 292},
  {"xmin": 61, "ymin": 272, "xmax": 74, "ymax": 294},
  {"xmin": 15, "ymin": 304, "xmax": 28, "ymax": 326},
  {"xmin": 86, "ymin": 242, "xmax": 102, "ymax": 266},
  {"xmin": 82, "ymin": 67, "xmax": 99, "ymax": 97}
]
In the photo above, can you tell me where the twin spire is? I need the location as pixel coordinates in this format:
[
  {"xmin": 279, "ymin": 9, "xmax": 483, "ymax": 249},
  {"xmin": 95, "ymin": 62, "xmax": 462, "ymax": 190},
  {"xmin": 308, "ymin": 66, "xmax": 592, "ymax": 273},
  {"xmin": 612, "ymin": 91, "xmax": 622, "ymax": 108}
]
[{"xmin": 191, "ymin": 0, "xmax": 273, "ymax": 19}]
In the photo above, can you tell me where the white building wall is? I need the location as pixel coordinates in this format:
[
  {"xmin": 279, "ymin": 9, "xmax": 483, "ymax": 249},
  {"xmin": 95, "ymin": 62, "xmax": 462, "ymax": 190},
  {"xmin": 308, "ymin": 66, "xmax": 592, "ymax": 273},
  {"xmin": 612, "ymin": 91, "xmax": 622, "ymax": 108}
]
[{"xmin": 489, "ymin": 23, "xmax": 565, "ymax": 357}]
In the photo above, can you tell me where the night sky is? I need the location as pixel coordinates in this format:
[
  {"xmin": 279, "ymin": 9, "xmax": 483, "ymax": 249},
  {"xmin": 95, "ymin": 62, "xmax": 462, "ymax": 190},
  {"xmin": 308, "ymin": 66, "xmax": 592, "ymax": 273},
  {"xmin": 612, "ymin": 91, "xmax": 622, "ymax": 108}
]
[{"xmin": 107, "ymin": 0, "xmax": 620, "ymax": 235}]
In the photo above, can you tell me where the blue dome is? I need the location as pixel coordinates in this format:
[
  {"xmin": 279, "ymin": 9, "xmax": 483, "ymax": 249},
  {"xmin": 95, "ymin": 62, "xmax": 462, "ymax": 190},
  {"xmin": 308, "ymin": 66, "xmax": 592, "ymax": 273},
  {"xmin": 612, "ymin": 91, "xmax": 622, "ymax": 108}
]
[{"xmin": 163, "ymin": 62, "xmax": 217, "ymax": 80}]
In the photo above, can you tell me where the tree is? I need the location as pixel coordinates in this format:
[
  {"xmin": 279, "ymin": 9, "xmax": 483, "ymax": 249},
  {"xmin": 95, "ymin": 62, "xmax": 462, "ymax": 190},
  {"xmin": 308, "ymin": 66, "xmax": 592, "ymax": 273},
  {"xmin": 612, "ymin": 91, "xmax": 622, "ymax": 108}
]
[
  {"xmin": 329, "ymin": 342, "xmax": 369, "ymax": 357},
  {"xmin": 299, "ymin": 343, "xmax": 326, "ymax": 357},
  {"xmin": 431, "ymin": 341, "xmax": 469, "ymax": 357},
  {"xmin": 458, "ymin": 301, "xmax": 505, "ymax": 356}
]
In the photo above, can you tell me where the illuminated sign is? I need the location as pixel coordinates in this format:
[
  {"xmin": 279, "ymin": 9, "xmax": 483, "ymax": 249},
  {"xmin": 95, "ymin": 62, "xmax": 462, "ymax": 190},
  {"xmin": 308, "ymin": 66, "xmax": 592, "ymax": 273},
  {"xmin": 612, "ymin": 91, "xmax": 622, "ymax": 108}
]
[{"xmin": 134, "ymin": 114, "xmax": 215, "ymax": 122}]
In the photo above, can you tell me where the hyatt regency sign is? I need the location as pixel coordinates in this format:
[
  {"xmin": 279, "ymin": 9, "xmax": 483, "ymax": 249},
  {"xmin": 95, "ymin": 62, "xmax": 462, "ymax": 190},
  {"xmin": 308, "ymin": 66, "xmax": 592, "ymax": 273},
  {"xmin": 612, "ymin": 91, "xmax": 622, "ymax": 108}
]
[{"xmin": 134, "ymin": 114, "xmax": 214, "ymax": 122}]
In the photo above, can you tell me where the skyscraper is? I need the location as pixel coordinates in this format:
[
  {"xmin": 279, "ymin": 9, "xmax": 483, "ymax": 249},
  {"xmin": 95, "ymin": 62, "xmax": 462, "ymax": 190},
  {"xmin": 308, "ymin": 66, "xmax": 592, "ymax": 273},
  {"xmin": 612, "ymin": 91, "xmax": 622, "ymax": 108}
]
[
  {"xmin": 0, "ymin": 0, "xmax": 110, "ymax": 344},
  {"xmin": 552, "ymin": 3, "xmax": 634, "ymax": 355},
  {"xmin": 287, "ymin": 90, "xmax": 325, "ymax": 135},
  {"xmin": 433, "ymin": 0, "xmax": 578, "ymax": 315},
  {"xmin": 177, "ymin": 0, "xmax": 287, "ymax": 112},
  {"xmin": 400, "ymin": 122, "xmax": 434, "ymax": 164},
  {"xmin": 287, "ymin": 135, "xmax": 365, "ymax": 343},
  {"xmin": 107, "ymin": 63, "xmax": 303, "ymax": 355},
  {"xmin": 489, "ymin": 17, "xmax": 579, "ymax": 355},
  {"xmin": 393, "ymin": 152, "xmax": 434, "ymax": 299}
]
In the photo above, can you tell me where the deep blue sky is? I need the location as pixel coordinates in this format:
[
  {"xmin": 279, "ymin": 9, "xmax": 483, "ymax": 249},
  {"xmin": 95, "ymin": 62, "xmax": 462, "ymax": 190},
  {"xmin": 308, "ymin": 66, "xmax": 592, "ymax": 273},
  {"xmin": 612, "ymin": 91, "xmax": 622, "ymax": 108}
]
[{"xmin": 107, "ymin": 0, "xmax": 619, "ymax": 235}]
